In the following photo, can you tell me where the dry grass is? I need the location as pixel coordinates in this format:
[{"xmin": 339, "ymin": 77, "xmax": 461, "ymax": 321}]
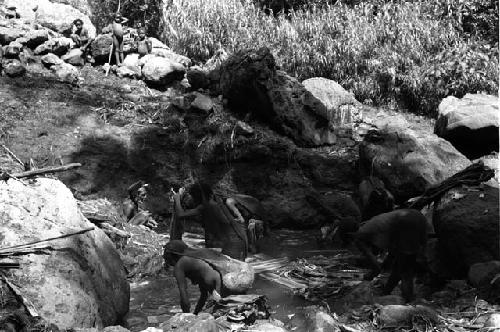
[{"xmin": 161, "ymin": 0, "xmax": 498, "ymax": 115}]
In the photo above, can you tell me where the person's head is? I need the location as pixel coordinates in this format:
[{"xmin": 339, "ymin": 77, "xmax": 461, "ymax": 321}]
[
  {"xmin": 114, "ymin": 13, "xmax": 122, "ymax": 22},
  {"xmin": 138, "ymin": 27, "xmax": 146, "ymax": 40},
  {"xmin": 73, "ymin": 18, "xmax": 83, "ymax": 30},
  {"xmin": 188, "ymin": 182, "xmax": 213, "ymax": 206},
  {"xmin": 163, "ymin": 240, "xmax": 188, "ymax": 267}
]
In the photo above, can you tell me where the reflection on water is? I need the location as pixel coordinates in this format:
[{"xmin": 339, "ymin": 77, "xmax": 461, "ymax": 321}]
[{"xmin": 125, "ymin": 229, "xmax": 332, "ymax": 332}]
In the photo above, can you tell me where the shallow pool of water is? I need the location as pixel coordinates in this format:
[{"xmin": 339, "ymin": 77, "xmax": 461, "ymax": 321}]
[{"xmin": 125, "ymin": 229, "xmax": 342, "ymax": 331}]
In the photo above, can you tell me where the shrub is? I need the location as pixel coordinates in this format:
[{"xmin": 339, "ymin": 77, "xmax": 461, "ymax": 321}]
[
  {"xmin": 161, "ymin": 0, "xmax": 498, "ymax": 116},
  {"xmin": 89, "ymin": 0, "xmax": 163, "ymax": 36}
]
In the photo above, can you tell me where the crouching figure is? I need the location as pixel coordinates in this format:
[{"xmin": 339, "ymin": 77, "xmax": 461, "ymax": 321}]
[
  {"xmin": 343, "ymin": 209, "xmax": 428, "ymax": 302},
  {"xmin": 163, "ymin": 240, "xmax": 255, "ymax": 314}
]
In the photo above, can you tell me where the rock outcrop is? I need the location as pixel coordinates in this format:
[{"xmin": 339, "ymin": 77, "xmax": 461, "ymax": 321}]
[
  {"xmin": 10, "ymin": 0, "xmax": 95, "ymax": 37},
  {"xmin": 433, "ymin": 185, "xmax": 499, "ymax": 278},
  {"xmin": 359, "ymin": 116, "xmax": 471, "ymax": 202},
  {"xmin": 435, "ymin": 94, "xmax": 499, "ymax": 159},
  {"xmin": 218, "ymin": 47, "xmax": 341, "ymax": 147},
  {"xmin": 34, "ymin": 37, "xmax": 72, "ymax": 56},
  {"xmin": 0, "ymin": 178, "xmax": 129, "ymax": 329}
]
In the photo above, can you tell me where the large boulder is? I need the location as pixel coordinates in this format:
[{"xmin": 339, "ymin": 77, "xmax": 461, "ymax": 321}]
[
  {"xmin": 218, "ymin": 47, "xmax": 338, "ymax": 147},
  {"xmin": 49, "ymin": 0, "xmax": 92, "ymax": 16},
  {"xmin": 0, "ymin": 26, "xmax": 24, "ymax": 45},
  {"xmin": 359, "ymin": 116, "xmax": 471, "ymax": 202},
  {"xmin": 435, "ymin": 94, "xmax": 499, "ymax": 159},
  {"xmin": 24, "ymin": 29, "xmax": 50, "ymax": 49},
  {"xmin": 433, "ymin": 185, "xmax": 499, "ymax": 278},
  {"xmin": 9, "ymin": 0, "xmax": 95, "ymax": 37},
  {"xmin": 91, "ymin": 34, "xmax": 113, "ymax": 63},
  {"xmin": 142, "ymin": 55, "xmax": 186, "ymax": 87},
  {"xmin": 34, "ymin": 37, "xmax": 72, "ymax": 56},
  {"xmin": 3, "ymin": 58, "xmax": 26, "ymax": 77},
  {"xmin": 0, "ymin": 178, "xmax": 129, "ymax": 329},
  {"xmin": 302, "ymin": 77, "xmax": 360, "ymax": 124}
]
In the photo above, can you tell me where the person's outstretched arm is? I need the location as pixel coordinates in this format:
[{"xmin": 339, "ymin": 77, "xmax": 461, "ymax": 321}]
[
  {"xmin": 174, "ymin": 264, "xmax": 190, "ymax": 313},
  {"xmin": 225, "ymin": 197, "xmax": 245, "ymax": 223},
  {"xmin": 193, "ymin": 288, "xmax": 208, "ymax": 314},
  {"xmin": 173, "ymin": 188, "xmax": 202, "ymax": 218}
]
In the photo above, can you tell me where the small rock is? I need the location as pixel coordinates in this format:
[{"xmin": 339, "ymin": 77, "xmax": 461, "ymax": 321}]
[
  {"xmin": 15, "ymin": 37, "xmax": 28, "ymax": 45},
  {"xmin": 250, "ymin": 320, "xmax": 289, "ymax": 332},
  {"xmin": 4, "ymin": 41, "xmax": 22, "ymax": 58},
  {"xmin": 41, "ymin": 53, "xmax": 63, "ymax": 68},
  {"xmin": 51, "ymin": 62, "xmax": 79, "ymax": 84},
  {"xmin": 61, "ymin": 48, "xmax": 85, "ymax": 66},
  {"xmin": 468, "ymin": 261, "xmax": 500, "ymax": 288},
  {"xmin": 123, "ymin": 93, "xmax": 142, "ymax": 102},
  {"xmin": 304, "ymin": 306, "xmax": 339, "ymax": 332},
  {"xmin": 121, "ymin": 84, "xmax": 133, "ymax": 93},
  {"xmin": 160, "ymin": 313, "xmax": 218, "ymax": 331},
  {"xmin": 374, "ymin": 295, "xmax": 405, "ymax": 306},
  {"xmin": 102, "ymin": 326, "xmax": 130, "ymax": 332},
  {"xmin": 235, "ymin": 120, "xmax": 254, "ymax": 136},
  {"xmin": 3, "ymin": 58, "xmax": 25, "ymax": 77},
  {"xmin": 116, "ymin": 65, "xmax": 141, "ymax": 79},
  {"xmin": 190, "ymin": 92, "xmax": 214, "ymax": 112},
  {"xmin": 377, "ymin": 305, "xmax": 438, "ymax": 327}
]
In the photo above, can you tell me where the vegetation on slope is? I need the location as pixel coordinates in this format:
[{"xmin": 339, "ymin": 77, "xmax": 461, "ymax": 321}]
[{"xmin": 91, "ymin": 0, "xmax": 498, "ymax": 116}]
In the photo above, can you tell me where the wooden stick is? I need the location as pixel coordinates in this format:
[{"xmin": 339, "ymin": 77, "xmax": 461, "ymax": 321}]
[
  {"xmin": 10, "ymin": 163, "xmax": 81, "ymax": 178},
  {"xmin": 105, "ymin": 43, "xmax": 113, "ymax": 76},
  {"xmin": 1, "ymin": 144, "xmax": 24, "ymax": 166},
  {"xmin": 0, "ymin": 226, "xmax": 94, "ymax": 253}
]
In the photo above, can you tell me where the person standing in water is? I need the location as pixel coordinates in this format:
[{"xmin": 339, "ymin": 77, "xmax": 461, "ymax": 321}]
[{"xmin": 111, "ymin": 13, "xmax": 128, "ymax": 66}]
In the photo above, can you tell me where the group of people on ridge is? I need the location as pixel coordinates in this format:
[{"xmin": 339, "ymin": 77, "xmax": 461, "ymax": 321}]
[{"xmin": 69, "ymin": 13, "xmax": 152, "ymax": 66}]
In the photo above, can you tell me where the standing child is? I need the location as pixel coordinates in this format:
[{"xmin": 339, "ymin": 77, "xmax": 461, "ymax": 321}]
[
  {"xmin": 111, "ymin": 13, "xmax": 128, "ymax": 66},
  {"xmin": 136, "ymin": 27, "xmax": 152, "ymax": 57}
]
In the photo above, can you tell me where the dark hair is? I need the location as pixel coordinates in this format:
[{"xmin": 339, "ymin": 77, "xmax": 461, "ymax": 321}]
[
  {"xmin": 73, "ymin": 19, "xmax": 83, "ymax": 25},
  {"xmin": 188, "ymin": 182, "xmax": 213, "ymax": 205},
  {"xmin": 163, "ymin": 240, "xmax": 188, "ymax": 255}
]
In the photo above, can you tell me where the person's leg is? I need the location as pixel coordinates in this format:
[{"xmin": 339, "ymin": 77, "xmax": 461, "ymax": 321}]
[
  {"xmin": 118, "ymin": 35, "xmax": 124, "ymax": 65},
  {"xmin": 383, "ymin": 253, "xmax": 402, "ymax": 295},
  {"xmin": 248, "ymin": 220, "xmax": 257, "ymax": 253},
  {"xmin": 112, "ymin": 34, "xmax": 120, "ymax": 65},
  {"xmin": 399, "ymin": 254, "xmax": 416, "ymax": 302}
]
